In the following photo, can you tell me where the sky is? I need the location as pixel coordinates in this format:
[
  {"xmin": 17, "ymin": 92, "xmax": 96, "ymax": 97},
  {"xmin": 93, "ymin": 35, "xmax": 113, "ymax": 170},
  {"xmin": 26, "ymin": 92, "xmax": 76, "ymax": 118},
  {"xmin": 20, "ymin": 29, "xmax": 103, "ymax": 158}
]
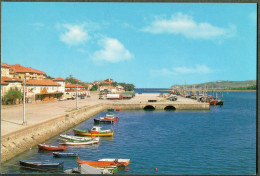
[{"xmin": 2, "ymin": 2, "xmax": 257, "ymax": 88}]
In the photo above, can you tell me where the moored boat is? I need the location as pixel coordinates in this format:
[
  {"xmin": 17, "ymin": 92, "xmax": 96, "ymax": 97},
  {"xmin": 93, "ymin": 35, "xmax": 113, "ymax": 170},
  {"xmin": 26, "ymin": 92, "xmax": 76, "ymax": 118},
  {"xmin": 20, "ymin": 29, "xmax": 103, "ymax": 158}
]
[
  {"xmin": 19, "ymin": 160, "xmax": 64, "ymax": 169},
  {"xmin": 94, "ymin": 119, "xmax": 114, "ymax": 124},
  {"xmin": 100, "ymin": 113, "xmax": 119, "ymax": 122},
  {"xmin": 77, "ymin": 160, "xmax": 118, "ymax": 168},
  {"xmin": 98, "ymin": 158, "xmax": 130, "ymax": 167},
  {"xmin": 59, "ymin": 139, "xmax": 99, "ymax": 145},
  {"xmin": 59, "ymin": 134, "xmax": 99, "ymax": 141},
  {"xmin": 53, "ymin": 152, "xmax": 78, "ymax": 157},
  {"xmin": 107, "ymin": 108, "xmax": 114, "ymax": 111},
  {"xmin": 73, "ymin": 126, "xmax": 113, "ymax": 137},
  {"xmin": 38, "ymin": 144, "xmax": 67, "ymax": 151}
]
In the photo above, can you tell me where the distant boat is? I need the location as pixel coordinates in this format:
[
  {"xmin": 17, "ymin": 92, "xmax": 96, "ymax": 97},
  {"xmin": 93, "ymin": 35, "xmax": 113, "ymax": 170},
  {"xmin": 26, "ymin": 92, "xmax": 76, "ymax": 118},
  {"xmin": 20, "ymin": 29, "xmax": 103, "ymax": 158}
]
[
  {"xmin": 38, "ymin": 144, "xmax": 67, "ymax": 151},
  {"xmin": 94, "ymin": 119, "xmax": 114, "ymax": 124},
  {"xmin": 19, "ymin": 160, "xmax": 64, "ymax": 170},
  {"xmin": 53, "ymin": 152, "xmax": 78, "ymax": 158},
  {"xmin": 107, "ymin": 108, "xmax": 114, "ymax": 111},
  {"xmin": 73, "ymin": 126, "xmax": 113, "ymax": 137}
]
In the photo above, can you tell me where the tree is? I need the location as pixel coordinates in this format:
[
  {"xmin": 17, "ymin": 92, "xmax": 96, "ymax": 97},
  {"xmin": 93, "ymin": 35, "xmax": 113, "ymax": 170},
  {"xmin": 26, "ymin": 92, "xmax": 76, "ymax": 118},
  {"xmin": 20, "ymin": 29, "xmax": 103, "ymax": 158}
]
[
  {"xmin": 4, "ymin": 87, "xmax": 22, "ymax": 104},
  {"xmin": 90, "ymin": 85, "xmax": 98, "ymax": 91},
  {"xmin": 46, "ymin": 75, "xmax": 54, "ymax": 79}
]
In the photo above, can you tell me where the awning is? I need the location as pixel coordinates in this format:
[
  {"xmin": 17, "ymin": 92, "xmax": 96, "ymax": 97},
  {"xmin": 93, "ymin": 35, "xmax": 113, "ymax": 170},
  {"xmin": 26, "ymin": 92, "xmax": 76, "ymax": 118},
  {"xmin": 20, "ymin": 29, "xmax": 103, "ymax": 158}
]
[{"xmin": 35, "ymin": 92, "xmax": 63, "ymax": 95}]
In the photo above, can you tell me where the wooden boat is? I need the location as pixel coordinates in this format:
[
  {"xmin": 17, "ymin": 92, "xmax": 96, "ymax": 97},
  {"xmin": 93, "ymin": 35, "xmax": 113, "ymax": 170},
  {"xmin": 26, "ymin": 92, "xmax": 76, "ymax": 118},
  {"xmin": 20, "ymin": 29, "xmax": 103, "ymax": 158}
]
[
  {"xmin": 94, "ymin": 119, "xmax": 114, "ymax": 124},
  {"xmin": 19, "ymin": 160, "xmax": 64, "ymax": 169},
  {"xmin": 73, "ymin": 126, "xmax": 113, "ymax": 137},
  {"xmin": 64, "ymin": 164, "xmax": 116, "ymax": 174},
  {"xmin": 38, "ymin": 144, "xmax": 67, "ymax": 151},
  {"xmin": 98, "ymin": 159, "xmax": 130, "ymax": 167},
  {"xmin": 59, "ymin": 139, "xmax": 99, "ymax": 145},
  {"xmin": 59, "ymin": 134, "xmax": 99, "ymax": 141},
  {"xmin": 115, "ymin": 108, "xmax": 121, "ymax": 112},
  {"xmin": 107, "ymin": 108, "xmax": 114, "ymax": 111},
  {"xmin": 53, "ymin": 152, "xmax": 78, "ymax": 157},
  {"xmin": 100, "ymin": 113, "xmax": 119, "ymax": 122},
  {"xmin": 77, "ymin": 160, "xmax": 118, "ymax": 168}
]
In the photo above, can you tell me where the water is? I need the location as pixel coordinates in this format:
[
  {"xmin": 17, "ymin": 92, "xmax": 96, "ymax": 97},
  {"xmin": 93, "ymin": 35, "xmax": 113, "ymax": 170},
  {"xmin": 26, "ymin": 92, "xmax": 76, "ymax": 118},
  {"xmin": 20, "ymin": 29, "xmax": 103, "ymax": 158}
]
[{"xmin": 1, "ymin": 92, "xmax": 256, "ymax": 174}]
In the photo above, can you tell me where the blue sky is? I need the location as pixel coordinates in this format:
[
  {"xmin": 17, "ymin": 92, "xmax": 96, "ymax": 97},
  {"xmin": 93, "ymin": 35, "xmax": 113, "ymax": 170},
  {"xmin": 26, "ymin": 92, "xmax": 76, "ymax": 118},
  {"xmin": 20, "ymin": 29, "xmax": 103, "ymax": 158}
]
[{"xmin": 2, "ymin": 2, "xmax": 256, "ymax": 88}]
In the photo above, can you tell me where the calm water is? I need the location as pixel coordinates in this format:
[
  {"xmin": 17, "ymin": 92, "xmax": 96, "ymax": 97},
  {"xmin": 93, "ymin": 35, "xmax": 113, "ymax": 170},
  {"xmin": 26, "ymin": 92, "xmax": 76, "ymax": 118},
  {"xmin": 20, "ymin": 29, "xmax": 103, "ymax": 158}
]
[{"xmin": 1, "ymin": 92, "xmax": 256, "ymax": 174}]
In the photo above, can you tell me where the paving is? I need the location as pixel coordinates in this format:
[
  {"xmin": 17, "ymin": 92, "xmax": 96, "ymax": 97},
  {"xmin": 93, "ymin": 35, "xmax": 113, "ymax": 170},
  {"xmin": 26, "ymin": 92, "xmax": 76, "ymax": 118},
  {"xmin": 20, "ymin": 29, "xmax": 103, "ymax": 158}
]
[{"xmin": 1, "ymin": 92, "xmax": 200, "ymax": 136}]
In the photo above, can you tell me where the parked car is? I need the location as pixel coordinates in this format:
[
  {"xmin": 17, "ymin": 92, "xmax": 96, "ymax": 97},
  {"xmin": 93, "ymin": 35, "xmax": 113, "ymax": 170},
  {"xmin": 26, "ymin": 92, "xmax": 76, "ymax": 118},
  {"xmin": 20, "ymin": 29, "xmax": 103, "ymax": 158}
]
[{"xmin": 59, "ymin": 97, "xmax": 67, "ymax": 101}]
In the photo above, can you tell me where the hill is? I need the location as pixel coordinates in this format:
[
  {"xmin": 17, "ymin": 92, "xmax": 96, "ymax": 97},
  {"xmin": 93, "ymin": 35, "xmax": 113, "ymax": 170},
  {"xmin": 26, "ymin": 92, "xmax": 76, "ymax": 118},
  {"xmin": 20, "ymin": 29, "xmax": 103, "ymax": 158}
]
[{"xmin": 171, "ymin": 80, "xmax": 256, "ymax": 89}]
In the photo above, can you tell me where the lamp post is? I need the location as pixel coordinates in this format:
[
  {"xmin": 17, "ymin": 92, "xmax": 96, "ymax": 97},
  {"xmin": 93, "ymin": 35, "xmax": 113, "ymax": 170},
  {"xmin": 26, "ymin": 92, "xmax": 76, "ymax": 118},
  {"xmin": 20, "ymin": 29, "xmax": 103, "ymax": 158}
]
[
  {"xmin": 23, "ymin": 78, "xmax": 26, "ymax": 125},
  {"xmin": 76, "ymin": 83, "xmax": 78, "ymax": 109}
]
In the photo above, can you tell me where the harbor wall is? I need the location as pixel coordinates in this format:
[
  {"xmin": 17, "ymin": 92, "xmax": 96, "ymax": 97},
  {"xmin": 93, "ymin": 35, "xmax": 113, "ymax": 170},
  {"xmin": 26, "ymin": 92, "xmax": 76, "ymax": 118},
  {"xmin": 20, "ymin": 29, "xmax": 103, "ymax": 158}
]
[{"xmin": 1, "ymin": 103, "xmax": 106, "ymax": 163}]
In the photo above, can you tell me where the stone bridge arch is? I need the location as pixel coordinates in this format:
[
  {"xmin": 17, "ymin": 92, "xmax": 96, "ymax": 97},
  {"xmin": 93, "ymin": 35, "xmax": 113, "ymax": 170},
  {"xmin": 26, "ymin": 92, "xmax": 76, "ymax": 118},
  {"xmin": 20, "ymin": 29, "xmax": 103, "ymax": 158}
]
[
  {"xmin": 143, "ymin": 105, "xmax": 155, "ymax": 110},
  {"xmin": 164, "ymin": 105, "xmax": 176, "ymax": 111}
]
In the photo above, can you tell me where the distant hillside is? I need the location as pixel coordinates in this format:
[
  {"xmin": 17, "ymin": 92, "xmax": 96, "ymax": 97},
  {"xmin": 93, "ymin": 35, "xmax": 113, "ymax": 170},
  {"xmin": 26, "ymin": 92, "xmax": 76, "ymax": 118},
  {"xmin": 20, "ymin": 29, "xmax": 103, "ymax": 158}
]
[{"xmin": 171, "ymin": 80, "xmax": 256, "ymax": 89}]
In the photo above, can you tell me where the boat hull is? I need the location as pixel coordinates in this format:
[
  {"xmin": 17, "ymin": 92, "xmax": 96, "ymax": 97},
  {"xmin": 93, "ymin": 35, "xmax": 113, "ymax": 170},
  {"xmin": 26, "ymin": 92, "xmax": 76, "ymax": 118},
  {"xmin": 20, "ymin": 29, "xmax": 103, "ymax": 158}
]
[
  {"xmin": 38, "ymin": 144, "xmax": 67, "ymax": 151},
  {"xmin": 77, "ymin": 160, "xmax": 117, "ymax": 168},
  {"xmin": 73, "ymin": 129, "xmax": 113, "ymax": 137},
  {"xmin": 59, "ymin": 140, "xmax": 99, "ymax": 145},
  {"xmin": 19, "ymin": 160, "xmax": 64, "ymax": 169},
  {"xmin": 98, "ymin": 159, "xmax": 130, "ymax": 167},
  {"xmin": 94, "ymin": 119, "xmax": 114, "ymax": 124},
  {"xmin": 53, "ymin": 152, "xmax": 78, "ymax": 157}
]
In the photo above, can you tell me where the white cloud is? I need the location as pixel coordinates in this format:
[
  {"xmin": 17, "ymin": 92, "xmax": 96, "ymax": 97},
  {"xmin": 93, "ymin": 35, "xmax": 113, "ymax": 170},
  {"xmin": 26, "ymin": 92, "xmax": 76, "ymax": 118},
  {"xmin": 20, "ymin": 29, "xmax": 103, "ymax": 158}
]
[
  {"xmin": 142, "ymin": 12, "xmax": 236, "ymax": 39},
  {"xmin": 60, "ymin": 24, "xmax": 90, "ymax": 46},
  {"xmin": 151, "ymin": 65, "xmax": 213, "ymax": 76},
  {"xmin": 92, "ymin": 37, "xmax": 133, "ymax": 63}
]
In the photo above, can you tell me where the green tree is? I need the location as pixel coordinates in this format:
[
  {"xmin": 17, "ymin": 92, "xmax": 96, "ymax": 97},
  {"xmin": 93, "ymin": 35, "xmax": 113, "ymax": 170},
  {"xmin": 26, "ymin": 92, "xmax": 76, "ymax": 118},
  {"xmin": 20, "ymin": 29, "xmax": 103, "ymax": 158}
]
[
  {"xmin": 90, "ymin": 85, "xmax": 98, "ymax": 91},
  {"xmin": 45, "ymin": 75, "xmax": 54, "ymax": 79},
  {"xmin": 4, "ymin": 87, "xmax": 22, "ymax": 105}
]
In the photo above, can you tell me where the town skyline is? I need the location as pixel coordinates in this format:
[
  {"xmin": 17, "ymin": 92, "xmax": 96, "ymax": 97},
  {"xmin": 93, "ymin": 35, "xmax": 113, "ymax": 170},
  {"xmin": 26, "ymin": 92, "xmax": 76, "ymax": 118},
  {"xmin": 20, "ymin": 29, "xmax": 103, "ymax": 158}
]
[{"xmin": 2, "ymin": 2, "xmax": 256, "ymax": 88}]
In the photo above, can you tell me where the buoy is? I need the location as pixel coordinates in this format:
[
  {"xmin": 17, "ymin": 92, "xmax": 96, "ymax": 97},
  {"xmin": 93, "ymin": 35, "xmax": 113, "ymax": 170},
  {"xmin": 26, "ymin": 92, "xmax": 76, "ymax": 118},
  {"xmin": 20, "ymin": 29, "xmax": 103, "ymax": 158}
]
[{"xmin": 154, "ymin": 168, "xmax": 158, "ymax": 171}]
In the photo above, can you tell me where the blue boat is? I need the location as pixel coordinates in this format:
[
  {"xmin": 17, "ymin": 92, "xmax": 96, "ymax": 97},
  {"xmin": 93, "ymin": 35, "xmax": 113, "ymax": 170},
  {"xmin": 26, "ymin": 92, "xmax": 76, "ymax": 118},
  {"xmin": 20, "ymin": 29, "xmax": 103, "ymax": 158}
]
[
  {"xmin": 19, "ymin": 160, "xmax": 64, "ymax": 170},
  {"xmin": 53, "ymin": 152, "xmax": 78, "ymax": 158},
  {"xmin": 107, "ymin": 108, "xmax": 114, "ymax": 111}
]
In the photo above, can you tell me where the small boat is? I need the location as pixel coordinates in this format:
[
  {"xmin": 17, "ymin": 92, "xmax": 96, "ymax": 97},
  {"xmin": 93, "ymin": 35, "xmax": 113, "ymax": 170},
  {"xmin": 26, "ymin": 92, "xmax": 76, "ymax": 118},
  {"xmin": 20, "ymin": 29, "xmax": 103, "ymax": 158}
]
[
  {"xmin": 53, "ymin": 152, "xmax": 78, "ymax": 158},
  {"xmin": 107, "ymin": 108, "xmax": 114, "ymax": 111},
  {"xmin": 64, "ymin": 164, "xmax": 115, "ymax": 174},
  {"xmin": 74, "ymin": 126, "xmax": 113, "ymax": 137},
  {"xmin": 19, "ymin": 160, "xmax": 64, "ymax": 169},
  {"xmin": 59, "ymin": 134, "xmax": 99, "ymax": 141},
  {"xmin": 98, "ymin": 159, "xmax": 130, "ymax": 167},
  {"xmin": 77, "ymin": 160, "xmax": 118, "ymax": 168},
  {"xmin": 59, "ymin": 139, "xmax": 99, "ymax": 145},
  {"xmin": 94, "ymin": 119, "xmax": 114, "ymax": 124},
  {"xmin": 100, "ymin": 113, "xmax": 119, "ymax": 122},
  {"xmin": 38, "ymin": 144, "xmax": 67, "ymax": 151},
  {"xmin": 115, "ymin": 108, "xmax": 121, "ymax": 112}
]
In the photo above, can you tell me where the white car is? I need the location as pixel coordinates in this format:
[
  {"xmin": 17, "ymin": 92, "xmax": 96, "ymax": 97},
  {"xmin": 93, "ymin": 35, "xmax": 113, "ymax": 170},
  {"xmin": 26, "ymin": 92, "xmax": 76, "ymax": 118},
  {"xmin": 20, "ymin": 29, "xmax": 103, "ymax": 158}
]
[{"xmin": 59, "ymin": 97, "xmax": 67, "ymax": 101}]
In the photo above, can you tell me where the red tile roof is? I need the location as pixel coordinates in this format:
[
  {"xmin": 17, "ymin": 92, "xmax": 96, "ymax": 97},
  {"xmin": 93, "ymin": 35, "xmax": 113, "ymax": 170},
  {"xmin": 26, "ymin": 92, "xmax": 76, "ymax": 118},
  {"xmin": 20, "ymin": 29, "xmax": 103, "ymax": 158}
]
[
  {"xmin": 25, "ymin": 79, "xmax": 60, "ymax": 86},
  {"xmin": 1, "ymin": 76, "xmax": 22, "ymax": 84},
  {"xmin": 1, "ymin": 63, "xmax": 11, "ymax": 68},
  {"xmin": 9, "ymin": 64, "xmax": 46, "ymax": 75},
  {"xmin": 65, "ymin": 84, "xmax": 86, "ymax": 88},
  {"xmin": 53, "ymin": 77, "xmax": 66, "ymax": 81}
]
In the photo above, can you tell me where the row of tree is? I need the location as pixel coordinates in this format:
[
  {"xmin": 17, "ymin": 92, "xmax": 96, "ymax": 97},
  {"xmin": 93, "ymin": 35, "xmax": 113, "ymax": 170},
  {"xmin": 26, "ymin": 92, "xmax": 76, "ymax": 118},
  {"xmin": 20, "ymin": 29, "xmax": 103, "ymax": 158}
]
[{"xmin": 231, "ymin": 85, "xmax": 256, "ymax": 90}]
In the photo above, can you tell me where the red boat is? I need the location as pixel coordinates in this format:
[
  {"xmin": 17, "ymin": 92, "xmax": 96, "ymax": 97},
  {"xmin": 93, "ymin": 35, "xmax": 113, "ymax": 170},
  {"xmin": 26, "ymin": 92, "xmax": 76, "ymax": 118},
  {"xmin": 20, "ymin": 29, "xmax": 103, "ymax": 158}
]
[
  {"xmin": 115, "ymin": 108, "xmax": 121, "ymax": 112},
  {"xmin": 38, "ymin": 144, "xmax": 67, "ymax": 151}
]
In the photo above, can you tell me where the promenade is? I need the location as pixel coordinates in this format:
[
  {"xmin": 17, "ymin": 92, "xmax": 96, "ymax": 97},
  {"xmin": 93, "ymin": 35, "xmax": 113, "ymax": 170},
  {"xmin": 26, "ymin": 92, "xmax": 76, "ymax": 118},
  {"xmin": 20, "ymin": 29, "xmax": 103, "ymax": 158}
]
[{"xmin": 1, "ymin": 92, "xmax": 204, "ymax": 136}]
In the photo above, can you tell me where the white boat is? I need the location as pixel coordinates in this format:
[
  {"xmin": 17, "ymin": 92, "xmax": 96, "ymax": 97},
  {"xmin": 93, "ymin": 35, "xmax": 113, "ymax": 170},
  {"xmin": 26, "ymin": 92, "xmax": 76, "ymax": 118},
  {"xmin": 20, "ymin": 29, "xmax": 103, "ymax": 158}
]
[
  {"xmin": 98, "ymin": 158, "xmax": 130, "ymax": 166},
  {"xmin": 59, "ymin": 139, "xmax": 99, "ymax": 145},
  {"xmin": 64, "ymin": 164, "xmax": 112, "ymax": 174},
  {"xmin": 60, "ymin": 134, "xmax": 99, "ymax": 142}
]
